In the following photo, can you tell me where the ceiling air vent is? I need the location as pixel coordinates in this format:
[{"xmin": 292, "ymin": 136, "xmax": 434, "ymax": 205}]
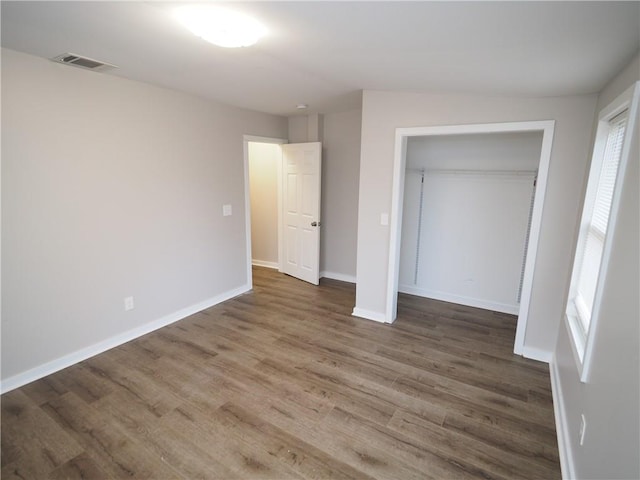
[{"xmin": 51, "ymin": 53, "xmax": 117, "ymax": 72}]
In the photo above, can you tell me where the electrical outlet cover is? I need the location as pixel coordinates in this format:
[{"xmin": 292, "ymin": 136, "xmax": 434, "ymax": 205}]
[{"xmin": 124, "ymin": 296, "xmax": 135, "ymax": 311}]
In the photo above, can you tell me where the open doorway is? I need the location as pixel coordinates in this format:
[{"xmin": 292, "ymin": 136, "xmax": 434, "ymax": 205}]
[
  {"xmin": 243, "ymin": 136, "xmax": 286, "ymax": 289},
  {"xmin": 387, "ymin": 121, "xmax": 555, "ymax": 356},
  {"xmin": 247, "ymin": 141, "xmax": 282, "ymax": 269},
  {"xmin": 243, "ymin": 135, "xmax": 323, "ymax": 288}
]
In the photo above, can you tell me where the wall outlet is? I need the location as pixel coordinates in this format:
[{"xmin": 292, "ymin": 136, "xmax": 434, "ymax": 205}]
[
  {"xmin": 124, "ymin": 296, "xmax": 135, "ymax": 311},
  {"xmin": 223, "ymin": 204, "xmax": 232, "ymax": 216},
  {"xmin": 579, "ymin": 414, "xmax": 587, "ymax": 446}
]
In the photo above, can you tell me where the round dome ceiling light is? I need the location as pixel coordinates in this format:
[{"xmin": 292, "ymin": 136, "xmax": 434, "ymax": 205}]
[{"xmin": 175, "ymin": 6, "xmax": 267, "ymax": 48}]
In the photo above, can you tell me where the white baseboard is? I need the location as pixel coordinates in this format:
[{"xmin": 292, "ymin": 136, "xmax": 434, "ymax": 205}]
[
  {"xmin": 520, "ymin": 345, "xmax": 552, "ymax": 363},
  {"xmin": 252, "ymin": 260, "xmax": 279, "ymax": 269},
  {"xmin": 320, "ymin": 271, "xmax": 356, "ymax": 284},
  {"xmin": 352, "ymin": 307, "xmax": 391, "ymax": 324},
  {"xmin": 550, "ymin": 355, "xmax": 575, "ymax": 480},
  {"xmin": 398, "ymin": 284, "xmax": 520, "ymax": 315},
  {"xmin": 0, "ymin": 284, "xmax": 251, "ymax": 394}
]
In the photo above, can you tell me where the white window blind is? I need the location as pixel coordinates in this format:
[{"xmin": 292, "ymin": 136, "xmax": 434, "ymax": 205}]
[
  {"xmin": 566, "ymin": 81, "xmax": 639, "ymax": 381},
  {"xmin": 573, "ymin": 111, "xmax": 628, "ymax": 332}
]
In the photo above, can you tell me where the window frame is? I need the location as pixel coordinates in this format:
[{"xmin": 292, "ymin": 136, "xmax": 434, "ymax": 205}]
[{"xmin": 565, "ymin": 82, "xmax": 639, "ymax": 382}]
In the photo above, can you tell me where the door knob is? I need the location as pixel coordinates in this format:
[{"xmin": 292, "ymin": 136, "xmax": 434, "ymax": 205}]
[{"xmin": 311, "ymin": 221, "xmax": 321, "ymax": 227}]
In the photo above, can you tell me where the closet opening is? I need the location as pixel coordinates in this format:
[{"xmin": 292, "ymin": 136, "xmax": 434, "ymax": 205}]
[
  {"xmin": 400, "ymin": 132, "xmax": 541, "ymax": 315},
  {"xmin": 387, "ymin": 121, "xmax": 555, "ymax": 357}
]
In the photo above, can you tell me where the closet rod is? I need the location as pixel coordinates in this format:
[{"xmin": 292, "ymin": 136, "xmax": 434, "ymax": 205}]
[{"xmin": 405, "ymin": 168, "xmax": 537, "ymax": 177}]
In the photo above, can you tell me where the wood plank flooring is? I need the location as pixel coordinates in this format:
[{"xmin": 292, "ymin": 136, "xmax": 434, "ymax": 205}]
[{"xmin": 1, "ymin": 267, "xmax": 561, "ymax": 479}]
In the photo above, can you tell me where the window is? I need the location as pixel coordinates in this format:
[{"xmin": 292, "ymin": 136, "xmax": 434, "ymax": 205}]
[
  {"xmin": 565, "ymin": 82, "xmax": 639, "ymax": 381},
  {"xmin": 573, "ymin": 112, "xmax": 627, "ymax": 329}
]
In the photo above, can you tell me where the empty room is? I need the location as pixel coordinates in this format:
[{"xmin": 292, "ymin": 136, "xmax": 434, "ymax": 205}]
[{"xmin": 1, "ymin": 2, "xmax": 639, "ymax": 479}]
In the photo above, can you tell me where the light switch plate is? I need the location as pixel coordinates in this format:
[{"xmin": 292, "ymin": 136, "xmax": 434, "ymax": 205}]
[
  {"xmin": 380, "ymin": 213, "xmax": 389, "ymax": 226},
  {"xmin": 223, "ymin": 204, "xmax": 232, "ymax": 216}
]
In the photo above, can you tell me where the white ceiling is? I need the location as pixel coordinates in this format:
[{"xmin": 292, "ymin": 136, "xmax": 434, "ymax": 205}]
[{"xmin": 2, "ymin": 1, "xmax": 639, "ymax": 116}]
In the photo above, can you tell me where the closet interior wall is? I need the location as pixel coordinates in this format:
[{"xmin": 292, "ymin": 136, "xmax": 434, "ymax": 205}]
[
  {"xmin": 248, "ymin": 142, "xmax": 280, "ymax": 269},
  {"xmin": 399, "ymin": 132, "xmax": 544, "ymax": 315}
]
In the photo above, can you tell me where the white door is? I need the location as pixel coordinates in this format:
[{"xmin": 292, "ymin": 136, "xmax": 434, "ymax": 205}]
[{"xmin": 281, "ymin": 142, "xmax": 321, "ymax": 285}]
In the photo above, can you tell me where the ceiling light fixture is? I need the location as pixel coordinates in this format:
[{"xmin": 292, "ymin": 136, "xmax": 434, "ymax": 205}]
[
  {"xmin": 296, "ymin": 104, "xmax": 308, "ymax": 110},
  {"xmin": 175, "ymin": 5, "xmax": 266, "ymax": 48}
]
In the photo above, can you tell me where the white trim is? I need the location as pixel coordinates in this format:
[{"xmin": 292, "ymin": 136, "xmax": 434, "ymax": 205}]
[
  {"xmin": 0, "ymin": 284, "xmax": 251, "ymax": 394},
  {"xmin": 387, "ymin": 120, "xmax": 556, "ymax": 356},
  {"xmin": 243, "ymin": 135, "xmax": 287, "ymax": 143},
  {"xmin": 565, "ymin": 311, "xmax": 586, "ymax": 368},
  {"xmin": 252, "ymin": 260, "xmax": 279, "ymax": 269},
  {"xmin": 520, "ymin": 346, "xmax": 552, "ymax": 363},
  {"xmin": 550, "ymin": 355, "xmax": 576, "ymax": 480},
  {"xmin": 578, "ymin": 82, "xmax": 639, "ymax": 383},
  {"xmin": 277, "ymin": 144, "xmax": 284, "ymax": 273},
  {"xmin": 320, "ymin": 271, "xmax": 357, "ymax": 284},
  {"xmin": 562, "ymin": 82, "xmax": 639, "ymax": 382},
  {"xmin": 387, "ymin": 132, "xmax": 408, "ymax": 322},
  {"xmin": 243, "ymin": 137, "xmax": 254, "ymax": 290},
  {"xmin": 352, "ymin": 307, "xmax": 391, "ymax": 324},
  {"xmin": 513, "ymin": 122, "xmax": 555, "ymax": 354},
  {"xmin": 243, "ymin": 135, "xmax": 288, "ymax": 286},
  {"xmin": 398, "ymin": 285, "xmax": 520, "ymax": 315}
]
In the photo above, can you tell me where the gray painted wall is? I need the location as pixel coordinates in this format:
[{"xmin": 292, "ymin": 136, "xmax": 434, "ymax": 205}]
[
  {"xmin": 1, "ymin": 48, "xmax": 287, "ymax": 383},
  {"xmin": 288, "ymin": 110, "xmax": 362, "ymax": 281},
  {"xmin": 287, "ymin": 116, "xmax": 308, "ymax": 143},
  {"xmin": 355, "ymin": 89, "xmax": 597, "ymax": 355},
  {"xmin": 553, "ymin": 52, "xmax": 639, "ymax": 480},
  {"xmin": 320, "ymin": 109, "xmax": 361, "ymax": 280}
]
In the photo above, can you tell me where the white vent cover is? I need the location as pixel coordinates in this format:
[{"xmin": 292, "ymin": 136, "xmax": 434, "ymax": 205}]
[{"xmin": 51, "ymin": 53, "xmax": 117, "ymax": 72}]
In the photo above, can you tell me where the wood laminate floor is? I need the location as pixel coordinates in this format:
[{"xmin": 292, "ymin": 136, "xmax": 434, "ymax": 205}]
[{"xmin": 2, "ymin": 267, "xmax": 561, "ymax": 479}]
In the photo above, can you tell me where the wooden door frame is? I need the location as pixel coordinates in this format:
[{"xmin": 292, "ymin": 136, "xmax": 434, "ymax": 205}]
[
  {"xmin": 242, "ymin": 135, "xmax": 287, "ymax": 290},
  {"xmin": 387, "ymin": 120, "xmax": 555, "ymax": 358}
]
